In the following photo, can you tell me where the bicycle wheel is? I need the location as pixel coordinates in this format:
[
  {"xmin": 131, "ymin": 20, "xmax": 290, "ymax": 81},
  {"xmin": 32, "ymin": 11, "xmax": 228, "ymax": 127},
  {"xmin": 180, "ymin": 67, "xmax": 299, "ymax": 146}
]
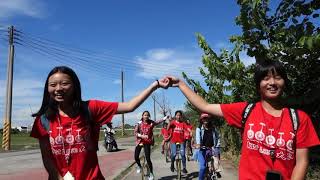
[
  {"xmin": 176, "ymin": 159, "xmax": 181, "ymax": 180},
  {"xmin": 165, "ymin": 147, "xmax": 169, "ymax": 163},
  {"xmin": 141, "ymin": 156, "xmax": 145, "ymax": 179}
]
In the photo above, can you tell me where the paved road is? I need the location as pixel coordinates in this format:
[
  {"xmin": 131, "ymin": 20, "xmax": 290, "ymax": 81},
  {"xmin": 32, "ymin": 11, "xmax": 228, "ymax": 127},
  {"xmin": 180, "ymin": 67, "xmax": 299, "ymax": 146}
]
[
  {"xmin": 123, "ymin": 146, "xmax": 238, "ymax": 180},
  {"xmin": 0, "ymin": 136, "xmax": 137, "ymax": 180},
  {"xmin": 0, "ymin": 136, "xmax": 238, "ymax": 180}
]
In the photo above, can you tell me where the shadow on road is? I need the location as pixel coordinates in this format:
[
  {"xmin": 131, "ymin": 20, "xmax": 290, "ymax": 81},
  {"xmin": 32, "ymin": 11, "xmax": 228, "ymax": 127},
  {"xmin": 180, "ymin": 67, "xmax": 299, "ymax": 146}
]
[{"xmin": 158, "ymin": 171, "xmax": 199, "ymax": 180}]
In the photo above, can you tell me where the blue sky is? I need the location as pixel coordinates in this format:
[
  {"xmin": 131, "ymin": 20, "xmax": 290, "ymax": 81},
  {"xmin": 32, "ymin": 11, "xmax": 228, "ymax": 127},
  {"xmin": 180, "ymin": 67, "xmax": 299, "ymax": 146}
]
[{"xmin": 0, "ymin": 0, "xmax": 255, "ymax": 128}]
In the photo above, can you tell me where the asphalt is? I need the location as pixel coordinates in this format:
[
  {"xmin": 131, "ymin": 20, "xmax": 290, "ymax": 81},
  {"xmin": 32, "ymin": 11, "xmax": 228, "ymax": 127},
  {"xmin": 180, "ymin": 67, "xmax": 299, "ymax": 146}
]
[
  {"xmin": 0, "ymin": 136, "xmax": 238, "ymax": 180},
  {"xmin": 122, "ymin": 146, "xmax": 238, "ymax": 180}
]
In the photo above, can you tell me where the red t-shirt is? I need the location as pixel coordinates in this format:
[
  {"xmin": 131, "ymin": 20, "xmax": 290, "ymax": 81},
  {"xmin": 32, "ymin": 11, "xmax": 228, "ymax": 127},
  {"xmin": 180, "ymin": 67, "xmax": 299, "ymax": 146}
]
[
  {"xmin": 161, "ymin": 127, "xmax": 170, "ymax": 139},
  {"xmin": 221, "ymin": 102, "xmax": 320, "ymax": 180},
  {"xmin": 135, "ymin": 120, "xmax": 155, "ymax": 145},
  {"xmin": 30, "ymin": 100, "xmax": 118, "ymax": 180},
  {"xmin": 168, "ymin": 120, "xmax": 187, "ymax": 143},
  {"xmin": 184, "ymin": 123, "xmax": 193, "ymax": 140}
]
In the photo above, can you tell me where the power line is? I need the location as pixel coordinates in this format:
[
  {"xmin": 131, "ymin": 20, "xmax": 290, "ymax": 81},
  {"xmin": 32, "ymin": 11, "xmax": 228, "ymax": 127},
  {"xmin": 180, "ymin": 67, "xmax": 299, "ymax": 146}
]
[{"xmin": 15, "ymin": 30, "xmax": 200, "ymax": 73}]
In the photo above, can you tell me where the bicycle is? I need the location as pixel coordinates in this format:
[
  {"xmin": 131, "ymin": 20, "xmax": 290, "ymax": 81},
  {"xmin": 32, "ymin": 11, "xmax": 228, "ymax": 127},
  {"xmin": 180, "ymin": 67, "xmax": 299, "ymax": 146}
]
[
  {"xmin": 201, "ymin": 146, "xmax": 217, "ymax": 180},
  {"xmin": 175, "ymin": 142, "xmax": 182, "ymax": 180},
  {"xmin": 139, "ymin": 143, "xmax": 150, "ymax": 180},
  {"xmin": 185, "ymin": 139, "xmax": 192, "ymax": 161}
]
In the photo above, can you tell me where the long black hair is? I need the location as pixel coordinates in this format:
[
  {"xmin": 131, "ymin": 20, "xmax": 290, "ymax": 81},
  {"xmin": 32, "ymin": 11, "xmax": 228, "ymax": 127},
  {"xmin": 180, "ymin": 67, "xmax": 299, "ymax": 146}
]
[
  {"xmin": 32, "ymin": 66, "xmax": 82, "ymax": 118},
  {"xmin": 141, "ymin": 110, "xmax": 151, "ymax": 121}
]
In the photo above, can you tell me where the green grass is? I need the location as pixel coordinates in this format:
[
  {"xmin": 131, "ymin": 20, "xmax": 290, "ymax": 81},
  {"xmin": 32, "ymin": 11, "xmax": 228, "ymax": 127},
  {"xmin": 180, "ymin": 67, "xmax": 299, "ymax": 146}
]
[
  {"xmin": 0, "ymin": 129, "xmax": 137, "ymax": 152},
  {"xmin": 0, "ymin": 132, "xmax": 39, "ymax": 152}
]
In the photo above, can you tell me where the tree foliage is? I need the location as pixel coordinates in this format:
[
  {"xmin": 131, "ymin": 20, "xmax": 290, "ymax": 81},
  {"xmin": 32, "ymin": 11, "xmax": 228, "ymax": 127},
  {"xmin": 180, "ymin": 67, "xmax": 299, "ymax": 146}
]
[{"xmin": 183, "ymin": 0, "xmax": 320, "ymax": 155}]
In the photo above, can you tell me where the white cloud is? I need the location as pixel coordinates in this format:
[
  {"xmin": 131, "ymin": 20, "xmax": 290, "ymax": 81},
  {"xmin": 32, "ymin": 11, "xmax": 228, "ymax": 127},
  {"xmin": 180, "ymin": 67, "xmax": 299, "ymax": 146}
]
[
  {"xmin": 113, "ymin": 79, "xmax": 121, "ymax": 84},
  {"xmin": 0, "ymin": 79, "xmax": 43, "ymax": 127},
  {"xmin": 0, "ymin": 0, "xmax": 46, "ymax": 19},
  {"xmin": 135, "ymin": 48, "xmax": 203, "ymax": 80}
]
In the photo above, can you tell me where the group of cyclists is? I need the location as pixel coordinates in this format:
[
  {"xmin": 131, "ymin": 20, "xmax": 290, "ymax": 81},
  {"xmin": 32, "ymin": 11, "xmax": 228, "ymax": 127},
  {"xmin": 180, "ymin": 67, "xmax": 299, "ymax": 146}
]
[{"xmin": 132, "ymin": 110, "xmax": 222, "ymax": 180}]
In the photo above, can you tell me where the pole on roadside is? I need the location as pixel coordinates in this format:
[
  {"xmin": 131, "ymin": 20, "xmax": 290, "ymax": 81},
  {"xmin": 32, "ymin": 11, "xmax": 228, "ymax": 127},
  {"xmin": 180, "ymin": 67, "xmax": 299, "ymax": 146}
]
[
  {"xmin": 2, "ymin": 26, "xmax": 15, "ymax": 151},
  {"xmin": 152, "ymin": 95, "xmax": 156, "ymax": 120},
  {"xmin": 121, "ymin": 70, "xmax": 125, "ymax": 136}
]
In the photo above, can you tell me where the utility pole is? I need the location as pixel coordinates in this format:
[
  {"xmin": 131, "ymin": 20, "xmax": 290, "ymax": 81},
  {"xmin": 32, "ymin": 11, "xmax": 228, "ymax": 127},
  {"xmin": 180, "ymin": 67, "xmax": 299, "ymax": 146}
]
[
  {"xmin": 2, "ymin": 26, "xmax": 15, "ymax": 151},
  {"xmin": 152, "ymin": 95, "xmax": 156, "ymax": 120},
  {"xmin": 121, "ymin": 70, "xmax": 125, "ymax": 136}
]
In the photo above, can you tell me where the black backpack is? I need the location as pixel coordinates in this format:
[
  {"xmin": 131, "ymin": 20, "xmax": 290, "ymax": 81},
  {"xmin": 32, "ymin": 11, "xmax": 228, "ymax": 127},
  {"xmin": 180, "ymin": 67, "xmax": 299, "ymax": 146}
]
[{"xmin": 241, "ymin": 103, "xmax": 300, "ymax": 135}]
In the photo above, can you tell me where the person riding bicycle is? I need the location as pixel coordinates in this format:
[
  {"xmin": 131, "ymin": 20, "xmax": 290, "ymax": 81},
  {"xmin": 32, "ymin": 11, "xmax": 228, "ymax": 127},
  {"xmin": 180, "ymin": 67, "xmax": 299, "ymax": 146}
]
[
  {"xmin": 103, "ymin": 122, "xmax": 119, "ymax": 151},
  {"xmin": 167, "ymin": 110, "xmax": 188, "ymax": 174},
  {"xmin": 195, "ymin": 113, "xmax": 222, "ymax": 179},
  {"xmin": 184, "ymin": 119, "xmax": 193, "ymax": 157},
  {"xmin": 134, "ymin": 111, "xmax": 169, "ymax": 180},
  {"xmin": 161, "ymin": 122, "xmax": 171, "ymax": 154}
]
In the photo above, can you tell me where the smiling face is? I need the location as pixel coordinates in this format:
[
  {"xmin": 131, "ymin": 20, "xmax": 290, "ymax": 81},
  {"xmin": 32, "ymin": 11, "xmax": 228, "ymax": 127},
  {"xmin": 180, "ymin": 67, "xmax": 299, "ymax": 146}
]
[
  {"xmin": 259, "ymin": 70, "xmax": 285, "ymax": 100},
  {"xmin": 142, "ymin": 111, "xmax": 150, "ymax": 121},
  {"xmin": 48, "ymin": 72, "xmax": 74, "ymax": 104}
]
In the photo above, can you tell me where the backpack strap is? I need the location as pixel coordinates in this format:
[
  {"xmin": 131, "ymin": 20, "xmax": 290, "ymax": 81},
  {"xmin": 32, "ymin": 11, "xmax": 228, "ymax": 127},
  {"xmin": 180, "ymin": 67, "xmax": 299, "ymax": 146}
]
[
  {"xmin": 289, "ymin": 108, "xmax": 299, "ymax": 134},
  {"xmin": 81, "ymin": 101, "xmax": 99, "ymax": 151},
  {"xmin": 40, "ymin": 114, "xmax": 50, "ymax": 132},
  {"xmin": 241, "ymin": 103, "xmax": 256, "ymax": 129}
]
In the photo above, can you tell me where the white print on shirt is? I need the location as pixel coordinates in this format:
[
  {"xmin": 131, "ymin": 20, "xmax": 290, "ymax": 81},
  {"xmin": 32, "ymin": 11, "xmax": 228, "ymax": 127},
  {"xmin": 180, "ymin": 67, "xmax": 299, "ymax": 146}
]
[
  {"xmin": 245, "ymin": 122, "xmax": 295, "ymax": 161},
  {"xmin": 247, "ymin": 123, "xmax": 254, "ymax": 140},
  {"xmin": 66, "ymin": 128, "xmax": 74, "ymax": 144},
  {"xmin": 255, "ymin": 123, "xmax": 266, "ymax": 141},
  {"xmin": 286, "ymin": 132, "xmax": 295, "ymax": 151},
  {"xmin": 174, "ymin": 126, "xmax": 184, "ymax": 133},
  {"xmin": 265, "ymin": 129, "xmax": 275, "ymax": 146},
  {"xmin": 51, "ymin": 145, "xmax": 87, "ymax": 156},
  {"xmin": 55, "ymin": 126, "xmax": 64, "ymax": 145},
  {"xmin": 51, "ymin": 126, "xmax": 88, "ymax": 156},
  {"xmin": 75, "ymin": 129, "xmax": 83, "ymax": 143},
  {"xmin": 276, "ymin": 132, "xmax": 285, "ymax": 147}
]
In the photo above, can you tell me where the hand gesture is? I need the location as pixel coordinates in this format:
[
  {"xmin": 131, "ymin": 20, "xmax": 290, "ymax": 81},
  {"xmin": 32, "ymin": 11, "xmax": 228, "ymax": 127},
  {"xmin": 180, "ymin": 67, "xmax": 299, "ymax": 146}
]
[
  {"xmin": 158, "ymin": 77, "xmax": 170, "ymax": 89},
  {"xmin": 164, "ymin": 75, "xmax": 180, "ymax": 87}
]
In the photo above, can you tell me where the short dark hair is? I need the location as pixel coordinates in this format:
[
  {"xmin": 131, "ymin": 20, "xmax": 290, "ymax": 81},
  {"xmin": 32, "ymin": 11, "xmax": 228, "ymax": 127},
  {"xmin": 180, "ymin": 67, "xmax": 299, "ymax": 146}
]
[
  {"xmin": 254, "ymin": 59, "xmax": 290, "ymax": 95},
  {"xmin": 175, "ymin": 110, "xmax": 183, "ymax": 116}
]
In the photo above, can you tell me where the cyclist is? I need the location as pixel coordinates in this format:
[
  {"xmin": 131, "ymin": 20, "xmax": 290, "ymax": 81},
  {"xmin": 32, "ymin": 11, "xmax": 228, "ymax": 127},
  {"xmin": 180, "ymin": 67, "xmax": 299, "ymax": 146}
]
[
  {"xmin": 184, "ymin": 119, "xmax": 193, "ymax": 157},
  {"xmin": 167, "ymin": 110, "xmax": 188, "ymax": 174},
  {"xmin": 195, "ymin": 113, "xmax": 222, "ymax": 180},
  {"xmin": 134, "ymin": 111, "xmax": 168, "ymax": 180},
  {"xmin": 161, "ymin": 122, "xmax": 171, "ymax": 155}
]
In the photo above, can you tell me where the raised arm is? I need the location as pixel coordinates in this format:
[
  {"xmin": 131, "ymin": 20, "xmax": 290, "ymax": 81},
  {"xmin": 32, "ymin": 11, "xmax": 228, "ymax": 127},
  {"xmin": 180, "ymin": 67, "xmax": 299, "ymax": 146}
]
[
  {"xmin": 117, "ymin": 78, "xmax": 169, "ymax": 114},
  {"xmin": 154, "ymin": 115, "xmax": 170, "ymax": 125},
  {"xmin": 167, "ymin": 76, "xmax": 223, "ymax": 117}
]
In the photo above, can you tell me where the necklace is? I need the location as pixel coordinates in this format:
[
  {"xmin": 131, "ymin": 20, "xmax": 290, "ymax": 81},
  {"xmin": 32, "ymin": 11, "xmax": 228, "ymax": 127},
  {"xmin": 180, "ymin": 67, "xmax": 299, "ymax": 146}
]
[
  {"xmin": 57, "ymin": 113, "xmax": 74, "ymax": 165},
  {"xmin": 260, "ymin": 104, "xmax": 284, "ymax": 163}
]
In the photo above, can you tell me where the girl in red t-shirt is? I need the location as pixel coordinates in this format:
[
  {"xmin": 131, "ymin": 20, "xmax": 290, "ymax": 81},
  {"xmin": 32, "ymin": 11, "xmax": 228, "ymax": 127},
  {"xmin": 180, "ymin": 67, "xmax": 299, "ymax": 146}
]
[
  {"xmin": 160, "ymin": 122, "xmax": 171, "ymax": 154},
  {"xmin": 167, "ymin": 110, "xmax": 188, "ymax": 174},
  {"xmin": 165, "ymin": 60, "xmax": 320, "ymax": 180},
  {"xmin": 30, "ymin": 66, "xmax": 169, "ymax": 180},
  {"xmin": 134, "ymin": 111, "xmax": 167, "ymax": 180}
]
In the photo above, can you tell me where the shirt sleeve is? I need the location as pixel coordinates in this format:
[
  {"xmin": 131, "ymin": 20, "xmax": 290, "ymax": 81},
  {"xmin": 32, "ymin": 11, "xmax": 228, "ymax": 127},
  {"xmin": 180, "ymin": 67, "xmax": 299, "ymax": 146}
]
[
  {"xmin": 220, "ymin": 102, "xmax": 248, "ymax": 128},
  {"xmin": 296, "ymin": 110, "xmax": 320, "ymax": 148},
  {"xmin": 88, "ymin": 100, "xmax": 119, "ymax": 125},
  {"xmin": 30, "ymin": 116, "xmax": 49, "ymax": 139}
]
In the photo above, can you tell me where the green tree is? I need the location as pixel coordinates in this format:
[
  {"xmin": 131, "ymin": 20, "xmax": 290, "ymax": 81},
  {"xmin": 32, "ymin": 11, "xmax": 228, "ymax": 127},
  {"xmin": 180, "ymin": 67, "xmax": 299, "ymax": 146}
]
[{"xmin": 182, "ymin": 0, "xmax": 320, "ymax": 165}]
